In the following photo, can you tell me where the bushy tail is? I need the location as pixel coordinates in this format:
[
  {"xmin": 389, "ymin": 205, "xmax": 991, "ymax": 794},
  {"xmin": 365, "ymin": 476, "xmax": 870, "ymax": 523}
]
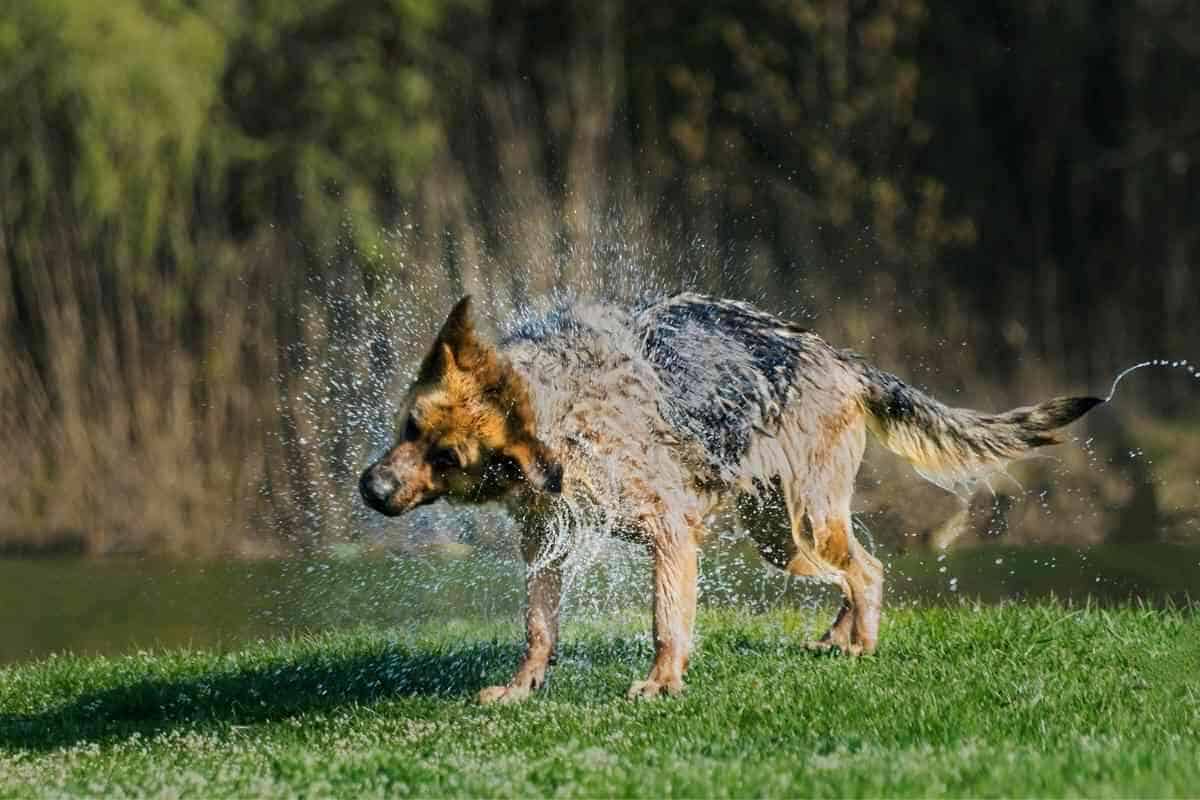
[{"xmin": 856, "ymin": 364, "xmax": 1103, "ymax": 496}]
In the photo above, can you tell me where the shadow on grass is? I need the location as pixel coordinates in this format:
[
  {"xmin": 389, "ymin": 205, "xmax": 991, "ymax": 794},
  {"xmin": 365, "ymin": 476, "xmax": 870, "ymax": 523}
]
[
  {"xmin": 1, "ymin": 620, "xmax": 880, "ymax": 753},
  {"xmin": 0, "ymin": 638, "xmax": 525, "ymax": 752}
]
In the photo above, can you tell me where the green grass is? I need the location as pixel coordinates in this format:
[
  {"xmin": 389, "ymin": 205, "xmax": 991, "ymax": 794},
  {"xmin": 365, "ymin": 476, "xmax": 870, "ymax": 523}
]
[{"xmin": 2, "ymin": 605, "xmax": 1198, "ymax": 798}]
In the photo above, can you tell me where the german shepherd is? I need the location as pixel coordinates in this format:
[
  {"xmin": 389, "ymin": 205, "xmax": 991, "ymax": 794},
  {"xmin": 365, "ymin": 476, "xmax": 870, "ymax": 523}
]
[{"xmin": 360, "ymin": 294, "xmax": 1101, "ymax": 702}]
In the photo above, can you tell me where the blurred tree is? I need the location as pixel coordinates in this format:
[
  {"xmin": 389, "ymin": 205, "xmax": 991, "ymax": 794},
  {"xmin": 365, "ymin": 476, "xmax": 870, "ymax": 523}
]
[
  {"xmin": 220, "ymin": 0, "xmax": 473, "ymax": 272},
  {"xmin": 0, "ymin": 0, "xmax": 230, "ymax": 344},
  {"xmin": 0, "ymin": 0, "xmax": 1196, "ymax": 553},
  {"xmin": 916, "ymin": 0, "xmax": 1200, "ymax": 396},
  {"xmin": 626, "ymin": 0, "xmax": 977, "ymax": 278}
]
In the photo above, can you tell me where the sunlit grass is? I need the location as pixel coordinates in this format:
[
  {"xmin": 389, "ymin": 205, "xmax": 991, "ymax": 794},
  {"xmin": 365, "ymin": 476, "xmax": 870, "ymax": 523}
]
[{"xmin": 2, "ymin": 604, "xmax": 1198, "ymax": 797}]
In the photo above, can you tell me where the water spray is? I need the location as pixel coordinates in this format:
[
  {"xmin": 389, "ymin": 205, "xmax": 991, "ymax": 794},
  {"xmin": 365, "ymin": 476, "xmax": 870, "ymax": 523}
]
[{"xmin": 1103, "ymin": 359, "xmax": 1197, "ymax": 403}]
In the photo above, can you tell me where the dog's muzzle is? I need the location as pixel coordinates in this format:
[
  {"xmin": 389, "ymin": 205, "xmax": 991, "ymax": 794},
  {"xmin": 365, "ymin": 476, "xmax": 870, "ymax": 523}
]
[{"xmin": 360, "ymin": 465, "xmax": 401, "ymax": 516}]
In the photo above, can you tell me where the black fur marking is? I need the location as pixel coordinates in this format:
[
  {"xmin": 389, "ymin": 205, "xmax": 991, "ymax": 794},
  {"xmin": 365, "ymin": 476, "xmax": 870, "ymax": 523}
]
[
  {"xmin": 637, "ymin": 294, "xmax": 816, "ymax": 477},
  {"xmin": 860, "ymin": 365, "xmax": 920, "ymax": 425},
  {"xmin": 1033, "ymin": 396, "xmax": 1105, "ymax": 428},
  {"xmin": 500, "ymin": 304, "xmax": 584, "ymax": 348},
  {"xmin": 859, "ymin": 367, "xmax": 921, "ymax": 424},
  {"xmin": 1010, "ymin": 395, "xmax": 1104, "ymax": 447}
]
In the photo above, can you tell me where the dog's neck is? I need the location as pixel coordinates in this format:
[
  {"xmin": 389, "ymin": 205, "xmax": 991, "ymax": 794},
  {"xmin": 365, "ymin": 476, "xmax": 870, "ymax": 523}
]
[{"xmin": 499, "ymin": 320, "xmax": 693, "ymax": 509}]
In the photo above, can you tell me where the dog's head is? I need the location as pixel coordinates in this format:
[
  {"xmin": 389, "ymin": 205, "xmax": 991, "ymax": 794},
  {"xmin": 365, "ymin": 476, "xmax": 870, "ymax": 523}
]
[{"xmin": 360, "ymin": 296, "xmax": 563, "ymax": 517}]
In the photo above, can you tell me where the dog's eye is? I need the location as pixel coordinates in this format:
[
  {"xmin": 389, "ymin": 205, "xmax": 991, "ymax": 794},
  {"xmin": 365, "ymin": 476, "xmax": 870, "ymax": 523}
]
[
  {"xmin": 429, "ymin": 447, "xmax": 460, "ymax": 471},
  {"xmin": 403, "ymin": 416, "xmax": 420, "ymax": 442}
]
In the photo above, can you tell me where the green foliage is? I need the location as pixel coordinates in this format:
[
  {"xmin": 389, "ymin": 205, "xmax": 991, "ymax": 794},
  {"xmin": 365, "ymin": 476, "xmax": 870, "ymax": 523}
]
[
  {"xmin": 0, "ymin": 0, "xmax": 229, "ymax": 276},
  {"xmin": 1, "ymin": 605, "xmax": 1197, "ymax": 796},
  {"xmin": 628, "ymin": 0, "xmax": 974, "ymax": 266},
  {"xmin": 0, "ymin": 0, "xmax": 466, "ymax": 281},
  {"xmin": 220, "ymin": 0, "xmax": 468, "ymax": 266}
]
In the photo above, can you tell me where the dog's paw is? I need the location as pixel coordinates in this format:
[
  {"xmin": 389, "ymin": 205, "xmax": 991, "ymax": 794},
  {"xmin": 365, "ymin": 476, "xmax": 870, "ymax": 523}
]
[
  {"xmin": 626, "ymin": 677, "xmax": 683, "ymax": 700},
  {"xmin": 478, "ymin": 684, "xmax": 531, "ymax": 705},
  {"xmin": 803, "ymin": 640, "xmax": 864, "ymax": 656}
]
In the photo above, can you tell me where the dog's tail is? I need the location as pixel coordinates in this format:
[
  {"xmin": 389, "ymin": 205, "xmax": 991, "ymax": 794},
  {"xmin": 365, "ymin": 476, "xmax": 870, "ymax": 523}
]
[{"xmin": 854, "ymin": 362, "xmax": 1103, "ymax": 495}]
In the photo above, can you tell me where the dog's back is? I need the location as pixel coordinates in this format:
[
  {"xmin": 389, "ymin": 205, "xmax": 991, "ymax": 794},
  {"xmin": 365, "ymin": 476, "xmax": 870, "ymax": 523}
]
[
  {"xmin": 635, "ymin": 293, "xmax": 855, "ymax": 486},
  {"xmin": 502, "ymin": 293, "xmax": 853, "ymax": 488}
]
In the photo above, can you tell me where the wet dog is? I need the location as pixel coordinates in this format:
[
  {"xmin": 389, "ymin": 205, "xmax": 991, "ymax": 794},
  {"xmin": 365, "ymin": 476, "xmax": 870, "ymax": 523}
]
[{"xmin": 360, "ymin": 294, "xmax": 1101, "ymax": 701}]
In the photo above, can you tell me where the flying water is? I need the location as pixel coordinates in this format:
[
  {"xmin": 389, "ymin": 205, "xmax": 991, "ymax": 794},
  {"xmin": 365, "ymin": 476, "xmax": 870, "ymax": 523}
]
[
  {"xmin": 1104, "ymin": 359, "xmax": 1198, "ymax": 402},
  {"xmin": 258, "ymin": 218, "xmax": 833, "ymax": 662},
  {"xmin": 254, "ymin": 215, "xmax": 1199, "ymax": 684}
]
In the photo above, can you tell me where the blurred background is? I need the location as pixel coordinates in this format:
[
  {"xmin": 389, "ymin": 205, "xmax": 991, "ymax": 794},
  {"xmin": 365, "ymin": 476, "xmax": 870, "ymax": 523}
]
[{"xmin": 1, "ymin": 0, "xmax": 1197, "ymax": 660}]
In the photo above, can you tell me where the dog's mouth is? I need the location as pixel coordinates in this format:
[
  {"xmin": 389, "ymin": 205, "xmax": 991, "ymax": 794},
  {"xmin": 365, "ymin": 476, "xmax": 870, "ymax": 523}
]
[
  {"xmin": 361, "ymin": 491, "xmax": 404, "ymax": 517},
  {"xmin": 359, "ymin": 468, "xmax": 441, "ymax": 517},
  {"xmin": 362, "ymin": 488, "xmax": 441, "ymax": 517}
]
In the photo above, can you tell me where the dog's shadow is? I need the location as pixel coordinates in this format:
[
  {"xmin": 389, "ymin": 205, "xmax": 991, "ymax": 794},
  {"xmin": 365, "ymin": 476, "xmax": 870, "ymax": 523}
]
[
  {"xmin": 0, "ymin": 639, "xmax": 524, "ymax": 753},
  {"xmin": 1, "ymin": 629, "xmax": 835, "ymax": 752}
]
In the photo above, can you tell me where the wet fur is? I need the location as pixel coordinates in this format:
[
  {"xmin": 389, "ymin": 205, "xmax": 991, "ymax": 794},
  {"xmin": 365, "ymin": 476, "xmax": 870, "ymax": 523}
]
[{"xmin": 361, "ymin": 293, "xmax": 1101, "ymax": 701}]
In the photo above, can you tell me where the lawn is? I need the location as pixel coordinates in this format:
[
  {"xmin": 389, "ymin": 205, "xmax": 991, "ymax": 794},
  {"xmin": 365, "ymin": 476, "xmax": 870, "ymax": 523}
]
[{"xmin": 2, "ymin": 604, "xmax": 1198, "ymax": 798}]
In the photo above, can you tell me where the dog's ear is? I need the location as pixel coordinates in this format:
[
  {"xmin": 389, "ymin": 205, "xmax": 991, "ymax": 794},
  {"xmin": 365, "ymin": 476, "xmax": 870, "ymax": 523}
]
[
  {"xmin": 503, "ymin": 437, "xmax": 564, "ymax": 495},
  {"xmin": 418, "ymin": 296, "xmax": 486, "ymax": 381},
  {"xmin": 437, "ymin": 295, "xmax": 475, "ymax": 352}
]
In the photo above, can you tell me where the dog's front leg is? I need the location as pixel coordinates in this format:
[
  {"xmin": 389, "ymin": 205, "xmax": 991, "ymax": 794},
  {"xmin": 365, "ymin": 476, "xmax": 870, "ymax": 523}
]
[
  {"xmin": 478, "ymin": 529, "xmax": 562, "ymax": 705},
  {"xmin": 628, "ymin": 524, "xmax": 698, "ymax": 699}
]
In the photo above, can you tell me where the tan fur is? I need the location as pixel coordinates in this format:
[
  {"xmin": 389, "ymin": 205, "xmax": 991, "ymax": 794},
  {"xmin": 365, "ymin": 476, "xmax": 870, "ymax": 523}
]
[
  {"xmin": 362, "ymin": 295, "xmax": 1094, "ymax": 701},
  {"xmin": 360, "ymin": 298, "xmax": 562, "ymax": 518}
]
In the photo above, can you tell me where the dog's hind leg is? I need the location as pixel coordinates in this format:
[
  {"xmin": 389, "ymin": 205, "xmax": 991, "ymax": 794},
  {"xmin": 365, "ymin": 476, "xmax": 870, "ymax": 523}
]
[
  {"xmin": 784, "ymin": 510, "xmax": 857, "ymax": 653},
  {"xmin": 741, "ymin": 493, "xmax": 884, "ymax": 654},
  {"xmin": 628, "ymin": 516, "xmax": 700, "ymax": 700},
  {"xmin": 801, "ymin": 516, "xmax": 883, "ymax": 655},
  {"xmin": 479, "ymin": 524, "xmax": 563, "ymax": 705},
  {"xmin": 793, "ymin": 416, "xmax": 884, "ymax": 655},
  {"xmin": 846, "ymin": 537, "xmax": 884, "ymax": 653}
]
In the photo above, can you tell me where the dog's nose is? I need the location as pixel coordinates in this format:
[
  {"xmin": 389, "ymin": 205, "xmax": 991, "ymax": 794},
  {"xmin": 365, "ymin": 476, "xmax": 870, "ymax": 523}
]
[{"xmin": 359, "ymin": 466, "xmax": 397, "ymax": 512}]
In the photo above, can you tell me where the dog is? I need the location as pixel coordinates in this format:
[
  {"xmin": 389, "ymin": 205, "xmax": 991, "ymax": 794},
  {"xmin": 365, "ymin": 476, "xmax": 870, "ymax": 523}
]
[{"xmin": 360, "ymin": 293, "xmax": 1101, "ymax": 702}]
